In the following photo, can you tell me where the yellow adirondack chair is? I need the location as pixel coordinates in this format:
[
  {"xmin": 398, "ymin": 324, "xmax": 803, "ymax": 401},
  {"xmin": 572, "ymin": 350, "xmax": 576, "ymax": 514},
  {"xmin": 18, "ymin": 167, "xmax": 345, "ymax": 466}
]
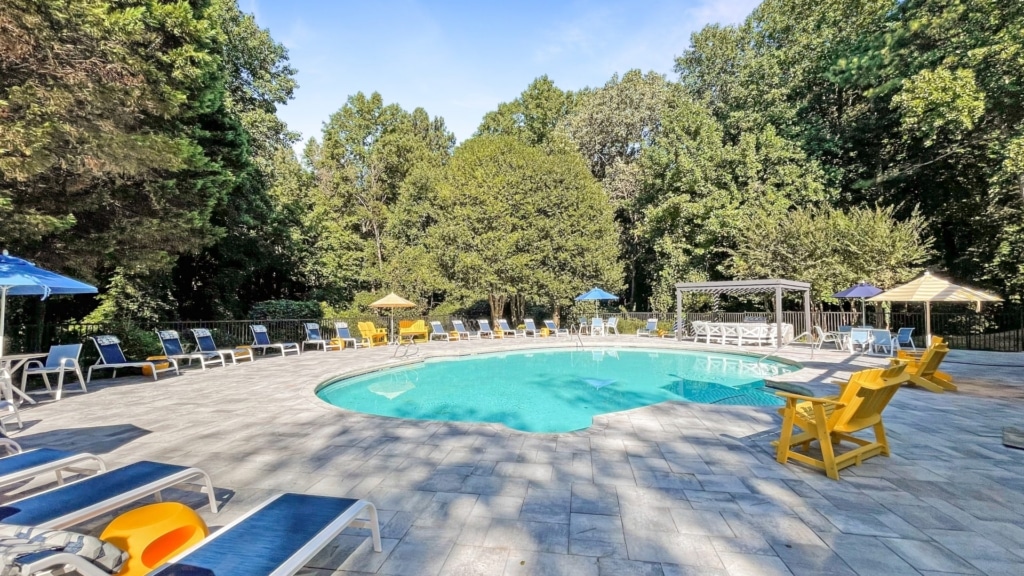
[
  {"xmin": 774, "ymin": 364, "xmax": 909, "ymax": 480},
  {"xmin": 895, "ymin": 335, "xmax": 944, "ymax": 361},
  {"xmin": 889, "ymin": 342, "xmax": 954, "ymax": 392},
  {"xmin": 358, "ymin": 322, "xmax": 388, "ymax": 347}
]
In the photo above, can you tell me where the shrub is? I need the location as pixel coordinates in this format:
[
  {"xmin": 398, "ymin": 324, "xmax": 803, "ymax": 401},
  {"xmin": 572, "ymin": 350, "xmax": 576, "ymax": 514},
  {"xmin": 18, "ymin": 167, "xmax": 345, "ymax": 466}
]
[{"xmin": 250, "ymin": 300, "xmax": 321, "ymax": 320}]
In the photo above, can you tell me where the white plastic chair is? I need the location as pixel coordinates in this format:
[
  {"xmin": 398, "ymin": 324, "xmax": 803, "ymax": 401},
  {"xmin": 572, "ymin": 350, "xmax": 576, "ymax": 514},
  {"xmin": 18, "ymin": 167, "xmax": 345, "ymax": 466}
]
[
  {"xmin": 20, "ymin": 344, "xmax": 86, "ymax": 401},
  {"xmin": 605, "ymin": 317, "xmax": 619, "ymax": 334},
  {"xmin": 590, "ymin": 317, "xmax": 604, "ymax": 336},
  {"xmin": 849, "ymin": 329, "xmax": 872, "ymax": 353},
  {"xmin": 814, "ymin": 326, "xmax": 842, "ymax": 350}
]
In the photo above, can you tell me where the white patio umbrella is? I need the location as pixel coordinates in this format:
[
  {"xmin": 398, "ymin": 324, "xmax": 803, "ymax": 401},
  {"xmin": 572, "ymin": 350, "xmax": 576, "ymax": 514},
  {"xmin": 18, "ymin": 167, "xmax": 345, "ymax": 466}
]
[{"xmin": 867, "ymin": 271, "xmax": 1002, "ymax": 343}]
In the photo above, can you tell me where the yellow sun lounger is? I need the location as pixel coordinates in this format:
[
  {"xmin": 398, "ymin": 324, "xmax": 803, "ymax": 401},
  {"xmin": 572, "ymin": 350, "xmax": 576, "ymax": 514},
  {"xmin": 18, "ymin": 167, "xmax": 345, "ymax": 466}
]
[{"xmin": 357, "ymin": 322, "xmax": 388, "ymax": 347}]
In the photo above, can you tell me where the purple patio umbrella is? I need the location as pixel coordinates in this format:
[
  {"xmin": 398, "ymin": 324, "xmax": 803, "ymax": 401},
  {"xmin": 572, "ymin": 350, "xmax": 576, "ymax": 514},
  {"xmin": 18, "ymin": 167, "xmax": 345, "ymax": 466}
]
[{"xmin": 833, "ymin": 281, "xmax": 883, "ymax": 327}]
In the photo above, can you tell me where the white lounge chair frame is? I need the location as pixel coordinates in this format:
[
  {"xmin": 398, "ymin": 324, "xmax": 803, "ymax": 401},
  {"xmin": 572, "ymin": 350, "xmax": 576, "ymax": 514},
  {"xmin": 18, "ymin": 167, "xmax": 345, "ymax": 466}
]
[
  {"xmin": 157, "ymin": 330, "xmax": 224, "ymax": 370},
  {"xmin": 158, "ymin": 493, "xmax": 381, "ymax": 576},
  {"xmin": 477, "ymin": 319, "xmax": 495, "ymax": 338},
  {"xmin": 452, "ymin": 320, "xmax": 480, "ymax": 340},
  {"xmin": 333, "ymin": 322, "xmax": 361, "ymax": 349},
  {"xmin": 429, "ymin": 321, "xmax": 450, "ymax": 341},
  {"xmin": 637, "ymin": 318, "xmax": 658, "ymax": 337},
  {"xmin": 302, "ymin": 323, "xmax": 341, "ymax": 352},
  {"xmin": 87, "ymin": 336, "xmax": 179, "ymax": 383},
  {"xmin": 250, "ymin": 325, "xmax": 301, "ymax": 357},
  {"xmin": 523, "ymin": 318, "xmax": 541, "ymax": 338},
  {"xmin": 6, "ymin": 464, "xmax": 218, "ymax": 529},
  {"xmin": 497, "ymin": 319, "xmax": 524, "ymax": 338},
  {"xmin": 543, "ymin": 320, "xmax": 569, "ymax": 336},
  {"xmin": 0, "ymin": 449, "xmax": 106, "ymax": 490}
]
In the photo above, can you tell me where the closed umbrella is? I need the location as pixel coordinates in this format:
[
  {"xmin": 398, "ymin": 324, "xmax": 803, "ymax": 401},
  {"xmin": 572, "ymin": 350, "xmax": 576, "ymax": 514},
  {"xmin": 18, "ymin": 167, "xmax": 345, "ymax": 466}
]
[
  {"xmin": 369, "ymin": 292, "xmax": 416, "ymax": 344},
  {"xmin": 867, "ymin": 271, "xmax": 1002, "ymax": 343},
  {"xmin": 0, "ymin": 250, "xmax": 98, "ymax": 360},
  {"xmin": 833, "ymin": 281, "xmax": 883, "ymax": 327}
]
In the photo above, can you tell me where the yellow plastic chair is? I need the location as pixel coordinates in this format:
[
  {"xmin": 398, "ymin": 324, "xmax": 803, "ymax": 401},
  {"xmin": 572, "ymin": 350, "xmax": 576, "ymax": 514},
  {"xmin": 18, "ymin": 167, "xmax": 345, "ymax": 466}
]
[
  {"xmin": 358, "ymin": 322, "xmax": 388, "ymax": 347},
  {"xmin": 890, "ymin": 342, "xmax": 954, "ymax": 392},
  {"xmin": 774, "ymin": 364, "xmax": 909, "ymax": 480}
]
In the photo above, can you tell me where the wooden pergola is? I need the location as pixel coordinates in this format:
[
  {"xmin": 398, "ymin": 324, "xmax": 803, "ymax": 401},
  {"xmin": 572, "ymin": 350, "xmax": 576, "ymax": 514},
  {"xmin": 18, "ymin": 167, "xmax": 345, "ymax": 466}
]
[{"xmin": 674, "ymin": 279, "xmax": 813, "ymax": 343}]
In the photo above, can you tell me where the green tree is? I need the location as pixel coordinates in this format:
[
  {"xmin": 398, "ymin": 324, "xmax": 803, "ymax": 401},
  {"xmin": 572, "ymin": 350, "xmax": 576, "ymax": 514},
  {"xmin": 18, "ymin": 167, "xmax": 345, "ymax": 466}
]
[
  {"xmin": 726, "ymin": 205, "xmax": 933, "ymax": 303},
  {"xmin": 477, "ymin": 76, "xmax": 576, "ymax": 146},
  {"xmin": 427, "ymin": 136, "xmax": 622, "ymax": 322},
  {"xmin": 306, "ymin": 93, "xmax": 454, "ymax": 302}
]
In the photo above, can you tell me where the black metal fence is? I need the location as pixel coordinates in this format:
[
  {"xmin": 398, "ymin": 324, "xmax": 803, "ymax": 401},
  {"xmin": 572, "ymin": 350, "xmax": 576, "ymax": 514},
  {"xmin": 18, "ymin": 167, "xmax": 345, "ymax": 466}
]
[{"xmin": 7, "ymin": 307, "xmax": 1024, "ymax": 355}]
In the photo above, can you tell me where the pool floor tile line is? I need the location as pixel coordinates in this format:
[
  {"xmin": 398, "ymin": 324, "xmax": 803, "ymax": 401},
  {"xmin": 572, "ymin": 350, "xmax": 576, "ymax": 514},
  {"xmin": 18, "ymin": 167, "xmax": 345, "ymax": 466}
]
[{"xmin": 4, "ymin": 337, "xmax": 1023, "ymax": 575}]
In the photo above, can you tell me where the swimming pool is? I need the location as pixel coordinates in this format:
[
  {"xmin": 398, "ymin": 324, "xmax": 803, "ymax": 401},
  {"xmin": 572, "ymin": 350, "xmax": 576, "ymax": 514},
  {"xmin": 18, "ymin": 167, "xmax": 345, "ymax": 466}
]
[{"xmin": 316, "ymin": 348, "xmax": 797, "ymax": 433}]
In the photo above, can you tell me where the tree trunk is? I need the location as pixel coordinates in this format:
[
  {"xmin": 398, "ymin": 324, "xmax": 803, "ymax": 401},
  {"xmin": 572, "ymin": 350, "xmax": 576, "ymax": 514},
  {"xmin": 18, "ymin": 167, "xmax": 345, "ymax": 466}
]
[
  {"xmin": 510, "ymin": 294, "xmax": 525, "ymax": 324},
  {"xmin": 552, "ymin": 302, "xmax": 560, "ymax": 326},
  {"xmin": 488, "ymin": 293, "xmax": 507, "ymax": 323}
]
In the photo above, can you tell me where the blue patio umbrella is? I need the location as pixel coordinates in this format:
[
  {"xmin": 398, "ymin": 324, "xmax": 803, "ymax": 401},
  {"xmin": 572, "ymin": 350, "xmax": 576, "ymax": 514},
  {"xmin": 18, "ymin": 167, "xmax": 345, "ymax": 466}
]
[
  {"xmin": 833, "ymin": 281, "xmax": 883, "ymax": 327},
  {"xmin": 575, "ymin": 287, "xmax": 619, "ymax": 316},
  {"xmin": 0, "ymin": 250, "xmax": 97, "ymax": 359}
]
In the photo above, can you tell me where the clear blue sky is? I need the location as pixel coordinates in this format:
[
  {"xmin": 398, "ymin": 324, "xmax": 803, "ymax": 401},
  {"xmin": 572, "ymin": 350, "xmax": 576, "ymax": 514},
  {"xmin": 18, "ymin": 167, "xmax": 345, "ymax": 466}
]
[{"xmin": 243, "ymin": 0, "xmax": 759, "ymax": 147}]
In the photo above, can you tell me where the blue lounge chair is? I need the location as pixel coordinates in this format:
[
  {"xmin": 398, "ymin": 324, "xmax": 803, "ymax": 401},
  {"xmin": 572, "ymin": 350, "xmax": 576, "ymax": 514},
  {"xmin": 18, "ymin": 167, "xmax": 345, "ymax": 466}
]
[
  {"xmin": 869, "ymin": 329, "xmax": 896, "ymax": 356},
  {"xmin": 543, "ymin": 320, "xmax": 569, "ymax": 337},
  {"xmin": 497, "ymin": 319, "xmax": 524, "ymax": 338},
  {"xmin": 250, "ymin": 325, "xmax": 301, "ymax": 356},
  {"xmin": 895, "ymin": 327, "xmax": 916, "ymax": 351},
  {"xmin": 0, "ymin": 460, "xmax": 217, "ymax": 529},
  {"xmin": 151, "ymin": 493, "xmax": 381, "ymax": 576},
  {"xmin": 191, "ymin": 329, "xmax": 254, "ymax": 365},
  {"xmin": 429, "ymin": 321, "xmax": 450, "ymax": 341},
  {"xmin": 333, "ymin": 322, "xmax": 360, "ymax": 349},
  {"xmin": 157, "ymin": 330, "xmax": 224, "ymax": 370},
  {"xmin": 637, "ymin": 318, "xmax": 658, "ymax": 337},
  {"xmin": 452, "ymin": 319, "xmax": 480, "ymax": 340},
  {"xmin": 0, "ymin": 448, "xmax": 105, "ymax": 490},
  {"xmin": 87, "ymin": 336, "xmax": 179, "ymax": 383},
  {"xmin": 302, "ymin": 323, "xmax": 340, "ymax": 352},
  {"xmin": 523, "ymin": 318, "xmax": 541, "ymax": 337},
  {"xmin": 478, "ymin": 319, "xmax": 495, "ymax": 338},
  {"xmin": 19, "ymin": 344, "xmax": 86, "ymax": 401}
]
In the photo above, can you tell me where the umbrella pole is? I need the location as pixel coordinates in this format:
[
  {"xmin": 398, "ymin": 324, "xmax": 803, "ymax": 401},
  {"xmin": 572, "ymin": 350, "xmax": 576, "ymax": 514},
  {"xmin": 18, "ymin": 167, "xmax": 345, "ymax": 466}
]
[
  {"xmin": 925, "ymin": 301, "xmax": 932, "ymax": 344},
  {"xmin": 861, "ymin": 297, "xmax": 866, "ymax": 327},
  {"xmin": 0, "ymin": 286, "xmax": 7, "ymax": 359}
]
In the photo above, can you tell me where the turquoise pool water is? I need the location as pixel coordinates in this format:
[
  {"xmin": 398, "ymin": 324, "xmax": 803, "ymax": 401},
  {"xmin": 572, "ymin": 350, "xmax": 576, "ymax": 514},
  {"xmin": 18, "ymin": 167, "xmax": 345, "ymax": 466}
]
[{"xmin": 316, "ymin": 348, "xmax": 797, "ymax": 433}]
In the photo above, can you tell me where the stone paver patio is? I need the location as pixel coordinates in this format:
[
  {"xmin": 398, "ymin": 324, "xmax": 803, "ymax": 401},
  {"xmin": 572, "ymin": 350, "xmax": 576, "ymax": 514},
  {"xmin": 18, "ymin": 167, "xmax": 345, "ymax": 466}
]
[{"xmin": 4, "ymin": 337, "xmax": 1024, "ymax": 575}]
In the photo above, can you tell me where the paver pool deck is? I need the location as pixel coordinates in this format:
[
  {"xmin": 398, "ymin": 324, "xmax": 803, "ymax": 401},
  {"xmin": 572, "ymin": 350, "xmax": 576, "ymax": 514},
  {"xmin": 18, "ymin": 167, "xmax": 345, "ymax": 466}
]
[{"xmin": 5, "ymin": 337, "xmax": 1024, "ymax": 576}]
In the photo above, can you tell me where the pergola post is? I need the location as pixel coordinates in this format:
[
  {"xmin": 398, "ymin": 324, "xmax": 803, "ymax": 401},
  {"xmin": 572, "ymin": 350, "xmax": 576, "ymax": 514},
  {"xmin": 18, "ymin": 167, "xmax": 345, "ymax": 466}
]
[
  {"xmin": 775, "ymin": 285, "xmax": 783, "ymax": 345},
  {"xmin": 675, "ymin": 288, "xmax": 682, "ymax": 341},
  {"xmin": 803, "ymin": 288, "xmax": 812, "ymax": 338}
]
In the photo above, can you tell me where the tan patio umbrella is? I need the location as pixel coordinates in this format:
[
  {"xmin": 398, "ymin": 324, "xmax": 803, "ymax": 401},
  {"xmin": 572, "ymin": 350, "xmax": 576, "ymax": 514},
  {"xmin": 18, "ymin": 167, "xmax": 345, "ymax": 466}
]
[
  {"xmin": 867, "ymin": 271, "xmax": 1002, "ymax": 343},
  {"xmin": 369, "ymin": 292, "xmax": 416, "ymax": 344}
]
